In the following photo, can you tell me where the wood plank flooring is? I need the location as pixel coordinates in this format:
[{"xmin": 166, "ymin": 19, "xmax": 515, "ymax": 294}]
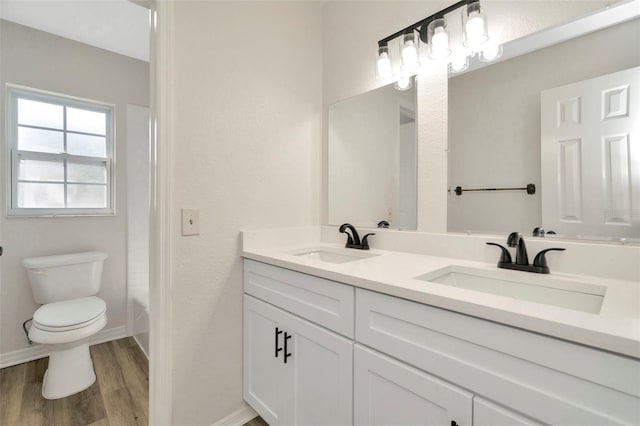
[
  {"xmin": 243, "ymin": 416, "xmax": 268, "ymax": 426},
  {"xmin": 0, "ymin": 337, "xmax": 148, "ymax": 426}
]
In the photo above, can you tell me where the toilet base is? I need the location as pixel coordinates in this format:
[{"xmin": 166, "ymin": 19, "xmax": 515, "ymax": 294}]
[{"xmin": 42, "ymin": 339, "xmax": 96, "ymax": 399}]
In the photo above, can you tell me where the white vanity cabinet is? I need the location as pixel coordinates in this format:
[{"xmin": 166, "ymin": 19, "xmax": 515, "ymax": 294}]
[
  {"xmin": 473, "ymin": 398, "xmax": 543, "ymax": 426},
  {"xmin": 356, "ymin": 288, "xmax": 640, "ymax": 425},
  {"xmin": 243, "ymin": 260, "xmax": 640, "ymax": 426},
  {"xmin": 354, "ymin": 344, "xmax": 472, "ymax": 426},
  {"xmin": 243, "ymin": 260, "xmax": 354, "ymax": 426}
]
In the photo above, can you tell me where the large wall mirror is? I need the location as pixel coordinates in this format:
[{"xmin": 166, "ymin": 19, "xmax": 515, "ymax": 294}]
[
  {"xmin": 327, "ymin": 2, "xmax": 639, "ymax": 243},
  {"xmin": 448, "ymin": 9, "xmax": 639, "ymax": 242},
  {"xmin": 328, "ymin": 83, "xmax": 417, "ymax": 230}
]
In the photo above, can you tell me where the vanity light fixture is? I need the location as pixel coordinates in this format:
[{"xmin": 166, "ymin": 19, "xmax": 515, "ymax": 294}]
[
  {"xmin": 376, "ymin": 45, "xmax": 393, "ymax": 79},
  {"xmin": 400, "ymin": 31, "xmax": 421, "ymax": 72},
  {"xmin": 428, "ymin": 18, "xmax": 451, "ymax": 60},
  {"xmin": 462, "ymin": 0, "xmax": 489, "ymax": 49},
  {"xmin": 375, "ymin": 0, "xmax": 502, "ymax": 87},
  {"xmin": 395, "ymin": 74, "xmax": 413, "ymax": 91}
]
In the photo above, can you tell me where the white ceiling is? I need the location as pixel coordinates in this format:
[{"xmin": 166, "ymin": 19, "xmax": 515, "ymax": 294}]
[{"xmin": 0, "ymin": 0, "xmax": 150, "ymax": 62}]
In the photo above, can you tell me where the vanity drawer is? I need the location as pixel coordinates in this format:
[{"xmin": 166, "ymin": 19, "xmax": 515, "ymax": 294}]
[
  {"xmin": 355, "ymin": 288, "xmax": 640, "ymax": 425},
  {"xmin": 244, "ymin": 260, "xmax": 354, "ymax": 338}
]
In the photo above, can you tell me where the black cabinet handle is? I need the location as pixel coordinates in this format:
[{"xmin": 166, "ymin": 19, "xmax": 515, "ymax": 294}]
[
  {"xmin": 275, "ymin": 327, "xmax": 283, "ymax": 358},
  {"xmin": 451, "ymin": 422, "xmax": 458, "ymax": 426},
  {"xmin": 284, "ymin": 332, "xmax": 292, "ymax": 364}
]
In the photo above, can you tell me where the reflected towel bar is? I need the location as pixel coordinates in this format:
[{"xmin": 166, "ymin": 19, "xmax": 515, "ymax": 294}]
[{"xmin": 449, "ymin": 183, "xmax": 536, "ymax": 196}]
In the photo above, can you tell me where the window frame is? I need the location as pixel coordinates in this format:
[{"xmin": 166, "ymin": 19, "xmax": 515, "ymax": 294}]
[{"xmin": 7, "ymin": 85, "xmax": 116, "ymax": 217}]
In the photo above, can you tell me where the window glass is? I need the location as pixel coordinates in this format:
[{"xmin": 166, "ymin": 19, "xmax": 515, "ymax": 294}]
[
  {"xmin": 18, "ymin": 98, "xmax": 64, "ymax": 129},
  {"xmin": 67, "ymin": 184, "xmax": 107, "ymax": 208},
  {"xmin": 9, "ymin": 88, "xmax": 114, "ymax": 215},
  {"xmin": 67, "ymin": 107, "xmax": 106, "ymax": 135},
  {"xmin": 67, "ymin": 163, "xmax": 107, "ymax": 184},
  {"xmin": 17, "ymin": 182, "xmax": 65, "ymax": 208},
  {"xmin": 67, "ymin": 134, "xmax": 107, "ymax": 157},
  {"xmin": 18, "ymin": 159, "xmax": 65, "ymax": 182},
  {"xmin": 17, "ymin": 127, "xmax": 64, "ymax": 153}
]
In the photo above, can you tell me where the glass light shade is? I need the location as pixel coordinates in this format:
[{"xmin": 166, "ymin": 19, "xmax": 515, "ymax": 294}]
[
  {"xmin": 449, "ymin": 54, "xmax": 469, "ymax": 73},
  {"xmin": 462, "ymin": 1, "xmax": 489, "ymax": 49},
  {"xmin": 395, "ymin": 74, "xmax": 412, "ymax": 91},
  {"xmin": 428, "ymin": 18, "xmax": 451, "ymax": 60},
  {"xmin": 376, "ymin": 45, "xmax": 393, "ymax": 80},
  {"xmin": 400, "ymin": 32, "xmax": 420, "ymax": 72},
  {"xmin": 479, "ymin": 42, "xmax": 503, "ymax": 62}
]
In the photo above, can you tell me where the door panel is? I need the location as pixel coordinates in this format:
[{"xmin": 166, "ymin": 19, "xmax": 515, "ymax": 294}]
[
  {"xmin": 541, "ymin": 66, "xmax": 640, "ymax": 238},
  {"xmin": 243, "ymin": 295, "xmax": 289, "ymax": 425},
  {"xmin": 474, "ymin": 397, "xmax": 544, "ymax": 426},
  {"xmin": 354, "ymin": 345, "xmax": 472, "ymax": 426}
]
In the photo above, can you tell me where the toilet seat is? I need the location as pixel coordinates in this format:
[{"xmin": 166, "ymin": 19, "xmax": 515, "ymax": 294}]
[{"xmin": 33, "ymin": 297, "xmax": 106, "ymax": 332}]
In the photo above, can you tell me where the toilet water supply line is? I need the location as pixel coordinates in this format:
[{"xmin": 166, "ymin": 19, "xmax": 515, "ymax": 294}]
[{"xmin": 22, "ymin": 318, "xmax": 33, "ymax": 344}]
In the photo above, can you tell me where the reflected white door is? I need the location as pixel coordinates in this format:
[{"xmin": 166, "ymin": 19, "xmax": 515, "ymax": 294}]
[{"xmin": 541, "ymin": 66, "xmax": 639, "ymax": 239}]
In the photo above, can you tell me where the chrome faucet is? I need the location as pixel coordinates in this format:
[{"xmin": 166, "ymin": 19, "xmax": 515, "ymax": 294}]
[
  {"xmin": 487, "ymin": 232, "xmax": 565, "ymax": 274},
  {"xmin": 339, "ymin": 223, "xmax": 375, "ymax": 250}
]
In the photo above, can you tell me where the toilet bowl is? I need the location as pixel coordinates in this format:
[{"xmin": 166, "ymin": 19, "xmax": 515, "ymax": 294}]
[{"xmin": 23, "ymin": 252, "xmax": 108, "ymax": 399}]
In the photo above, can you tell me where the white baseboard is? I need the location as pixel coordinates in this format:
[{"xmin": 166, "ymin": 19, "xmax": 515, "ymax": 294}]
[
  {"xmin": 211, "ymin": 405, "xmax": 258, "ymax": 426},
  {"xmin": 0, "ymin": 325, "xmax": 128, "ymax": 369}
]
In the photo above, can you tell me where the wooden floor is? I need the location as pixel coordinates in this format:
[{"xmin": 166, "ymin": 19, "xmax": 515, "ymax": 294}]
[
  {"xmin": 243, "ymin": 416, "xmax": 268, "ymax": 426},
  {"xmin": 0, "ymin": 337, "xmax": 148, "ymax": 426}
]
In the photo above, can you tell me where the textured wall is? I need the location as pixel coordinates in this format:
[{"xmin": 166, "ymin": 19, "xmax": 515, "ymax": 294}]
[
  {"xmin": 170, "ymin": 2, "xmax": 322, "ymax": 424},
  {"xmin": 0, "ymin": 20, "xmax": 149, "ymax": 357}
]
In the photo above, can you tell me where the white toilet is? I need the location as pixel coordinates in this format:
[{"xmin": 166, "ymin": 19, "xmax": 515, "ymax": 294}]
[{"xmin": 23, "ymin": 251, "xmax": 108, "ymax": 399}]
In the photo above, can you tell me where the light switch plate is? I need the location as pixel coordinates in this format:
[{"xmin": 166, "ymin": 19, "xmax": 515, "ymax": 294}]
[{"xmin": 181, "ymin": 208, "xmax": 200, "ymax": 236}]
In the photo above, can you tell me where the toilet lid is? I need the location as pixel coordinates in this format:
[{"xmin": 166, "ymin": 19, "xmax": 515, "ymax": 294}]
[{"xmin": 33, "ymin": 296, "xmax": 106, "ymax": 329}]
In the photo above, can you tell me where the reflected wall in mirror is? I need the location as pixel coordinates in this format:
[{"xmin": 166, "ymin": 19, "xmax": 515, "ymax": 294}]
[
  {"xmin": 328, "ymin": 82, "xmax": 417, "ymax": 229},
  {"xmin": 448, "ymin": 14, "xmax": 639, "ymax": 241}
]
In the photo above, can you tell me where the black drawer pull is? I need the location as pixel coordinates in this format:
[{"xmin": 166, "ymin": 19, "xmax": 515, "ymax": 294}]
[
  {"xmin": 275, "ymin": 327, "xmax": 283, "ymax": 358},
  {"xmin": 284, "ymin": 332, "xmax": 293, "ymax": 364}
]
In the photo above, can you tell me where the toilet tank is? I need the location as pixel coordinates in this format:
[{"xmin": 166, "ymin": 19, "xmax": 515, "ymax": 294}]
[{"xmin": 23, "ymin": 252, "xmax": 108, "ymax": 304}]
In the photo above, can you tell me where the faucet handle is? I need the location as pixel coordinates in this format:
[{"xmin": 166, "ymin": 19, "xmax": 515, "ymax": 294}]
[
  {"xmin": 361, "ymin": 233, "xmax": 375, "ymax": 250},
  {"xmin": 533, "ymin": 248, "xmax": 565, "ymax": 271},
  {"xmin": 486, "ymin": 242, "xmax": 513, "ymax": 266}
]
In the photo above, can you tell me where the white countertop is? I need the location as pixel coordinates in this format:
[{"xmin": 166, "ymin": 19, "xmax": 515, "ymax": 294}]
[{"xmin": 242, "ymin": 234, "xmax": 640, "ymax": 359}]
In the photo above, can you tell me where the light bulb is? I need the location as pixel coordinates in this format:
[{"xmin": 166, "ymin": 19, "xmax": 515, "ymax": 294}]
[
  {"xmin": 428, "ymin": 18, "xmax": 451, "ymax": 60},
  {"xmin": 463, "ymin": 1, "xmax": 489, "ymax": 48},
  {"xmin": 480, "ymin": 42, "xmax": 503, "ymax": 62},
  {"xmin": 400, "ymin": 33, "xmax": 420, "ymax": 72},
  {"xmin": 449, "ymin": 54, "xmax": 469, "ymax": 73},
  {"xmin": 376, "ymin": 50, "xmax": 393, "ymax": 80},
  {"xmin": 395, "ymin": 75, "xmax": 412, "ymax": 91}
]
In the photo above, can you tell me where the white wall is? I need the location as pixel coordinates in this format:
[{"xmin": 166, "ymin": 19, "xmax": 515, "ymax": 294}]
[
  {"xmin": 448, "ymin": 19, "xmax": 640, "ymax": 234},
  {"xmin": 170, "ymin": 2, "xmax": 322, "ymax": 424},
  {"xmin": 0, "ymin": 20, "xmax": 149, "ymax": 358}
]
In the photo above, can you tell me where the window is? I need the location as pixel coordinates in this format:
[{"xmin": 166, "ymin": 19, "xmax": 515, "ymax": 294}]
[{"xmin": 8, "ymin": 87, "xmax": 114, "ymax": 216}]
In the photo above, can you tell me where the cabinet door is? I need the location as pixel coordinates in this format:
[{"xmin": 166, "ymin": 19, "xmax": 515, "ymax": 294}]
[
  {"xmin": 474, "ymin": 398, "xmax": 544, "ymax": 426},
  {"xmin": 244, "ymin": 294, "xmax": 353, "ymax": 426},
  {"xmin": 285, "ymin": 303, "xmax": 353, "ymax": 426},
  {"xmin": 354, "ymin": 345, "xmax": 472, "ymax": 426},
  {"xmin": 244, "ymin": 295, "xmax": 291, "ymax": 425}
]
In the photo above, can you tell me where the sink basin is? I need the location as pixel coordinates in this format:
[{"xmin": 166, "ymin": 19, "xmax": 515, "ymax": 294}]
[
  {"xmin": 415, "ymin": 265, "xmax": 606, "ymax": 314},
  {"xmin": 290, "ymin": 247, "xmax": 378, "ymax": 264}
]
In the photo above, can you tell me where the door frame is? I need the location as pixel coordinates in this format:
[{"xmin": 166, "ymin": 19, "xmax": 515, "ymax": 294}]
[{"xmin": 149, "ymin": 1, "xmax": 173, "ymax": 424}]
